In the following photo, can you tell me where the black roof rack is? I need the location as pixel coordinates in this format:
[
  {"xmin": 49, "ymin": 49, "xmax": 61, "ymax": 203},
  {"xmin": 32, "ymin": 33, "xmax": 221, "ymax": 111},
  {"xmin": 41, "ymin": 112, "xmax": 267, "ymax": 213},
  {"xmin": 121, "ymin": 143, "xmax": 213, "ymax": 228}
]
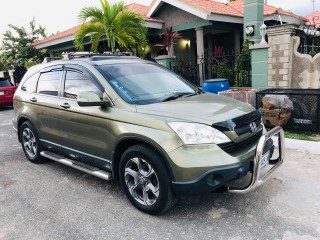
[
  {"xmin": 62, "ymin": 52, "xmax": 138, "ymax": 60},
  {"xmin": 43, "ymin": 52, "xmax": 139, "ymax": 63},
  {"xmin": 42, "ymin": 57, "xmax": 62, "ymax": 63}
]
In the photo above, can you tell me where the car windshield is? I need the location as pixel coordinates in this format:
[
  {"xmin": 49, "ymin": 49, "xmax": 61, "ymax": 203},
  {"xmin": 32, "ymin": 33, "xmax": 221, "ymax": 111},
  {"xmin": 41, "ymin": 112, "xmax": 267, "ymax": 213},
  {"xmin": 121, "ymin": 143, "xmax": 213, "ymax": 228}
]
[
  {"xmin": 97, "ymin": 63, "xmax": 197, "ymax": 105},
  {"xmin": 0, "ymin": 78, "xmax": 12, "ymax": 87}
]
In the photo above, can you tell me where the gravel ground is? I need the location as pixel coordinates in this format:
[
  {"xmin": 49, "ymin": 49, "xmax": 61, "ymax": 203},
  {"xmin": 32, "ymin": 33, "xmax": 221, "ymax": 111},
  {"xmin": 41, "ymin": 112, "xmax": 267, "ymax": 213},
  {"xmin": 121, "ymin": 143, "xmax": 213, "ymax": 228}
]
[{"xmin": 1, "ymin": 107, "xmax": 319, "ymax": 240}]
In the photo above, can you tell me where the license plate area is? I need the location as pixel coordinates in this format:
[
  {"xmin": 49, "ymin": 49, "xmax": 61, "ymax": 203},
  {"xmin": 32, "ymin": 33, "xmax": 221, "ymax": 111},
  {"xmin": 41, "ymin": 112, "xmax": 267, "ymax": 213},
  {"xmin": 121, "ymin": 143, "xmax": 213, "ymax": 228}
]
[{"xmin": 261, "ymin": 151, "xmax": 270, "ymax": 168}]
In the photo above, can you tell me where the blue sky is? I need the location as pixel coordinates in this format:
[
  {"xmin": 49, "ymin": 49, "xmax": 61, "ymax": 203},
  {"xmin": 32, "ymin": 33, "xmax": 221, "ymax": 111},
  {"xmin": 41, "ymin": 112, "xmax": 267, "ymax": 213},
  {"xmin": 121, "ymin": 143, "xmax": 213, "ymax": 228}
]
[{"xmin": 0, "ymin": 0, "xmax": 319, "ymax": 43}]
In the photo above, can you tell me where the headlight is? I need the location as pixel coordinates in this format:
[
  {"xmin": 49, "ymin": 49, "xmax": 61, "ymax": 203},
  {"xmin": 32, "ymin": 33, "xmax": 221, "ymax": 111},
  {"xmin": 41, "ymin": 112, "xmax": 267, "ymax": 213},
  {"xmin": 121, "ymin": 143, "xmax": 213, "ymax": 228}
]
[{"xmin": 168, "ymin": 122, "xmax": 231, "ymax": 145}]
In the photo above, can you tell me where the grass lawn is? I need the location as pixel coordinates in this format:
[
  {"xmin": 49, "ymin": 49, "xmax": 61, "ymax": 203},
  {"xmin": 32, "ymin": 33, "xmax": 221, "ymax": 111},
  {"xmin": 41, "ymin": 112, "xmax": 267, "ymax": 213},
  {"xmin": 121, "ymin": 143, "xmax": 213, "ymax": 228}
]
[
  {"xmin": 284, "ymin": 130, "xmax": 320, "ymax": 142},
  {"xmin": 266, "ymin": 128, "xmax": 320, "ymax": 142}
]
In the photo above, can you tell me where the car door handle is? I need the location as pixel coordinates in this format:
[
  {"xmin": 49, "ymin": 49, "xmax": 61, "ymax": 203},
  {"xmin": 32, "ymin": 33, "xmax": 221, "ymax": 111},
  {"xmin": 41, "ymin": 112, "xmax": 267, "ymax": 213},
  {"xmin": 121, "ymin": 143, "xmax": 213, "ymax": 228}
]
[
  {"xmin": 60, "ymin": 103, "xmax": 71, "ymax": 109},
  {"xmin": 30, "ymin": 97, "xmax": 37, "ymax": 102}
]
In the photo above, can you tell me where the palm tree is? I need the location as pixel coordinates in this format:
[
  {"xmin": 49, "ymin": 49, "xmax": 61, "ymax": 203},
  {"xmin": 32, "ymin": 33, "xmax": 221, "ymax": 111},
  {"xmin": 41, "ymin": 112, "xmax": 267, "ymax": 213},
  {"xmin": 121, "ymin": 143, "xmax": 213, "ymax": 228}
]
[{"xmin": 75, "ymin": 0, "xmax": 147, "ymax": 54}]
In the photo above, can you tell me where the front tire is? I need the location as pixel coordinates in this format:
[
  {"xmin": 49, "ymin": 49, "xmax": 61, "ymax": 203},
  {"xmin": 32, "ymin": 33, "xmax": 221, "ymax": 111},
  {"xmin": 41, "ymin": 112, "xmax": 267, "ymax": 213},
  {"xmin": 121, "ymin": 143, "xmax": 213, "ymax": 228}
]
[
  {"xmin": 119, "ymin": 144, "xmax": 177, "ymax": 215},
  {"xmin": 20, "ymin": 121, "xmax": 45, "ymax": 163}
]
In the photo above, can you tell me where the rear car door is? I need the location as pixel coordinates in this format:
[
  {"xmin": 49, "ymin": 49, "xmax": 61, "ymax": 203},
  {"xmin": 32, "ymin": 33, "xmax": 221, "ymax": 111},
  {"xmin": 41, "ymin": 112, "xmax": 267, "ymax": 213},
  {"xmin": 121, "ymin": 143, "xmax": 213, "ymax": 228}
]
[
  {"xmin": 58, "ymin": 64, "xmax": 113, "ymax": 171},
  {"xmin": 20, "ymin": 65, "xmax": 63, "ymax": 153}
]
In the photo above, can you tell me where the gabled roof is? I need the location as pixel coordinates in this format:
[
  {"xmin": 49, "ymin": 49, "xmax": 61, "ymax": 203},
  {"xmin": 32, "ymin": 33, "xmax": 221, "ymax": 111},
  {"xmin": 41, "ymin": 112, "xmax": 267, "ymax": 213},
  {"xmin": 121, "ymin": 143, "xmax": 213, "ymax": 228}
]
[
  {"xmin": 148, "ymin": 0, "xmax": 307, "ymax": 21},
  {"xmin": 147, "ymin": 0, "xmax": 243, "ymax": 19},
  {"xmin": 182, "ymin": 0, "xmax": 243, "ymax": 17},
  {"xmin": 305, "ymin": 10, "xmax": 320, "ymax": 25},
  {"xmin": 33, "ymin": 3, "xmax": 163, "ymax": 47},
  {"xmin": 126, "ymin": 3, "xmax": 163, "ymax": 23}
]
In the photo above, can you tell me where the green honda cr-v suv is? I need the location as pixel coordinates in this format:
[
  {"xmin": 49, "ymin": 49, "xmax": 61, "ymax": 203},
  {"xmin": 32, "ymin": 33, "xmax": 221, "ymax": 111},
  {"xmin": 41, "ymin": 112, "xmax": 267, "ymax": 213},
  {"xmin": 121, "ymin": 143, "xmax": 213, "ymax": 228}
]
[{"xmin": 13, "ymin": 53, "xmax": 284, "ymax": 215}]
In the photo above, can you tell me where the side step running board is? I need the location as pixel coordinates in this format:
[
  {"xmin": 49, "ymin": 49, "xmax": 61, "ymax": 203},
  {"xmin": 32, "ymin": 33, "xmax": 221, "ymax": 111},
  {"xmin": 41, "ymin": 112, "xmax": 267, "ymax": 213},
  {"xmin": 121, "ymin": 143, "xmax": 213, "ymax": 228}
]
[{"xmin": 40, "ymin": 151, "xmax": 112, "ymax": 181}]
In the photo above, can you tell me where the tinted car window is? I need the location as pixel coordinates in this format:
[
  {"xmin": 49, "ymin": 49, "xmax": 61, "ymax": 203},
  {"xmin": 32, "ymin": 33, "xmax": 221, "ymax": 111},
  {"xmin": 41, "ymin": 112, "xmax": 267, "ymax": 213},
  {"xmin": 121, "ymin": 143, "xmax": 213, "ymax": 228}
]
[
  {"xmin": 97, "ymin": 63, "xmax": 195, "ymax": 105},
  {"xmin": 64, "ymin": 71, "xmax": 102, "ymax": 99},
  {"xmin": 37, "ymin": 71, "xmax": 61, "ymax": 96},
  {"xmin": 22, "ymin": 74, "xmax": 39, "ymax": 93},
  {"xmin": 0, "ymin": 78, "xmax": 12, "ymax": 87}
]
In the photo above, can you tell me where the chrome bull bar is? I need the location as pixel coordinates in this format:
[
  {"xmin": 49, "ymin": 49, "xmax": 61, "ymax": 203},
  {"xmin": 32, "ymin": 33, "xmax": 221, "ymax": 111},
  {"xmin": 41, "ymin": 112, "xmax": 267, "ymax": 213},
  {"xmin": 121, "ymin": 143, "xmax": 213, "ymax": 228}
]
[{"xmin": 228, "ymin": 126, "xmax": 285, "ymax": 194}]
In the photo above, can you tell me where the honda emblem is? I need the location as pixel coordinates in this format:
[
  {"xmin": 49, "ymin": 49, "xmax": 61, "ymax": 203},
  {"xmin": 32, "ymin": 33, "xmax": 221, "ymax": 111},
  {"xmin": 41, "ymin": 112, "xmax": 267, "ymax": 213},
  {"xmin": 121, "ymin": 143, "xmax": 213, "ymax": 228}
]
[{"xmin": 250, "ymin": 122, "xmax": 257, "ymax": 133}]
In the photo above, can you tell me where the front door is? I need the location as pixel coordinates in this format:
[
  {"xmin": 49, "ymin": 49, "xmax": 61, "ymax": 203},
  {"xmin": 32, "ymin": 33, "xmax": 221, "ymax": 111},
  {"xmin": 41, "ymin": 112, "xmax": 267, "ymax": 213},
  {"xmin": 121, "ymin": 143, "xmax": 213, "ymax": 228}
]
[{"xmin": 58, "ymin": 64, "xmax": 113, "ymax": 170}]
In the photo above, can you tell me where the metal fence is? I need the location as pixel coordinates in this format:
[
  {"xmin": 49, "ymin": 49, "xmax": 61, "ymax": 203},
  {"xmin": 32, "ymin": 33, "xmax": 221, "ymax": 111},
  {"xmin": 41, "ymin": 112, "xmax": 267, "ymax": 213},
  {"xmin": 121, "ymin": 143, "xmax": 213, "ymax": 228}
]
[
  {"xmin": 170, "ymin": 54, "xmax": 251, "ymax": 87},
  {"xmin": 256, "ymin": 89, "xmax": 320, "ymax": 133},
  {"xmin": 295, "ymin": 18, "xmax": 320, "ymax": 55}
]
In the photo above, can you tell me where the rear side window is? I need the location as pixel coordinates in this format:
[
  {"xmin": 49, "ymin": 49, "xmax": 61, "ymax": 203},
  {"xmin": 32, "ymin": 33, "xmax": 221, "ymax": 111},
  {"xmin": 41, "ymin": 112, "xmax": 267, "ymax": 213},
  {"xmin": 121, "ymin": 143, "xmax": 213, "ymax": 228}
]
[
  {"xmin": 0, "ymin": 78, "xmax": 12, "ymax": 87},
  {"xmin": 22, "ymin": 74, "xmax": 39, "ymax": 93},
  {"xmin": 64, "ymin": 71, "xmax": 102, "ymax": 99},
  {"xmin": 37, "ymin": 71, "xmax": 62, "ymax": 96}
]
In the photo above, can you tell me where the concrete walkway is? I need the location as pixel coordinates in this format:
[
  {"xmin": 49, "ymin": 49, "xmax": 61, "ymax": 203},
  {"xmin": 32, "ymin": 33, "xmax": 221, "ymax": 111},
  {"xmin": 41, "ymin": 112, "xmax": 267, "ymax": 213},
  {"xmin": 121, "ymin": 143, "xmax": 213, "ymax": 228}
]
[{"xmin": 274, "ymin": 137, "xmax": 320, "ymax": 155}]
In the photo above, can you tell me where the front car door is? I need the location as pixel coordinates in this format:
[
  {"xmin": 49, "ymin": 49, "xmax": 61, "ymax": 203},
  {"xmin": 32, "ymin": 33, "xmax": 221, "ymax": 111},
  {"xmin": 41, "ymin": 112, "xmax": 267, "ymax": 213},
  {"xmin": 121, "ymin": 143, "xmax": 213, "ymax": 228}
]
[{"xmin": 58, "ymin": 64, "xmax": 113, "ymax": 170}]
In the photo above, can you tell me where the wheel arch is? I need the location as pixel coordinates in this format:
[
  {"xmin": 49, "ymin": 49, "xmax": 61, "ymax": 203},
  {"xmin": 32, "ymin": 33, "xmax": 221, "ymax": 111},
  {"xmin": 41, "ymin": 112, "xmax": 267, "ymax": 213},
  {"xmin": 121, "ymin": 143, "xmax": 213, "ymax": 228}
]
[
  {"xmin": 112, "ymin": 136, "xmax": 175, "ymax": 182},
  {"xmin": 17, "ymin": 115, "xmax": 33, "ymax": 142}
]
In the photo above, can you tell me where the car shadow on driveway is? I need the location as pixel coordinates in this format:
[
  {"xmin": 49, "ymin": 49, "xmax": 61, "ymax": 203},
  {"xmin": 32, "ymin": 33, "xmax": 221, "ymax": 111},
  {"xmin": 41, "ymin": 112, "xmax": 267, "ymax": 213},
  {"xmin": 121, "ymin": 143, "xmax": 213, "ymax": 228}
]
[
  {"xmin": 42, "ymin": 158, "xmax": 271, "ymax": 218},
  {"xmin": 0, "ymin": 105, "xmax": 13, "ymax": 112}
]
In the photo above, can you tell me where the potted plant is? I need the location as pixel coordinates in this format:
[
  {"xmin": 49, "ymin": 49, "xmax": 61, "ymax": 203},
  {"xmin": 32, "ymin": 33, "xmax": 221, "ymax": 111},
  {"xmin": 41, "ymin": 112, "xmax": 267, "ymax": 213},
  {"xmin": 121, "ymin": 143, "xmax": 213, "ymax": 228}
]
[{"xmin": 155, "ymin": 26, "xmax": 182, "ymax": 68}]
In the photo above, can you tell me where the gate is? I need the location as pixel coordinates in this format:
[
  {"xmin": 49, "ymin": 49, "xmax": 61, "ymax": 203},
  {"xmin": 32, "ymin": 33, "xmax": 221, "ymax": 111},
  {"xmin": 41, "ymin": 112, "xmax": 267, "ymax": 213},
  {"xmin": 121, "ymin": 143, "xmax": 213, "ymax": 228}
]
[{"xmin": 170, "ymin": 54, "xmax": 251, "ymax": 87}]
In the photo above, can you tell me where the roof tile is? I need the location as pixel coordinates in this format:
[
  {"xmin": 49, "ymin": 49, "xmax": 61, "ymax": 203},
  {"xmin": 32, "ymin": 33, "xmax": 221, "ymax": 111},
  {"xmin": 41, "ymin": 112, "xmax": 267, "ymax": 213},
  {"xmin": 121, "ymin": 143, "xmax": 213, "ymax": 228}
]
[
  {"xmin": 227, "ymin": 0, "xmax": 307, "ymax": 20},
  {"xmin": 305, "ymin": 10, "xmax": 320, "ymax": 25}
]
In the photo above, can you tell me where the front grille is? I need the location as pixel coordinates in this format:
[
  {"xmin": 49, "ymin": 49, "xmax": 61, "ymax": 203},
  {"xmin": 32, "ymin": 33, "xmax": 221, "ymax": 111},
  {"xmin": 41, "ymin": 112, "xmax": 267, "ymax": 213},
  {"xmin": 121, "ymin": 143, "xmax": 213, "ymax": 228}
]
[
  {"xmin": 233, "ymin": 111, "xmax": 262, "ymax": 135},
  {"xmin": 212, "ymin": 110, "xmax": 262, "ymax": 133},
  {"xmin": 218, "ymin": 130, "xmax": 263, "ymax": 153}
]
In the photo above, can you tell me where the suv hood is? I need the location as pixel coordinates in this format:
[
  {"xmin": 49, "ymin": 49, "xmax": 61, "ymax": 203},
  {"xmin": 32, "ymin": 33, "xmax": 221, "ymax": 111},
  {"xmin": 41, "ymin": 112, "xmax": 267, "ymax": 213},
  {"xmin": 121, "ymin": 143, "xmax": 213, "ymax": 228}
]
[{"xmin": 136, "ymin": 93, "xmax": 255, "ymax": 125}]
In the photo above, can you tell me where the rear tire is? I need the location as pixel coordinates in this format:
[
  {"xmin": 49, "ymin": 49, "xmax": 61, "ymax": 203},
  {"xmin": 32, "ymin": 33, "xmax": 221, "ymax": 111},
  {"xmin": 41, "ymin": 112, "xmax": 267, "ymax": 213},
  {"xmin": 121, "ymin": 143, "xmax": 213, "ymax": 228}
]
[
  {"xmin": 119, "ymin": 144, "xmax": 177, "ymax": 215},
  {"xmin": 20, "ymin": 121, "xmax": 45, "ymax": 163}
]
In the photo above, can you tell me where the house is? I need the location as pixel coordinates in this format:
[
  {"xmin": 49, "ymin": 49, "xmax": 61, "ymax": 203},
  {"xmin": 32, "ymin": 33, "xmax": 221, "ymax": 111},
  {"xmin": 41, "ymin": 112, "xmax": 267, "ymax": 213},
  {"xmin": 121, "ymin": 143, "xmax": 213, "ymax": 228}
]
[
  {"xmin": 33, "ymin": 0, "xmax": 307, "ymax": 60},
  {"xmin": 294, "ymin": 10, "xmax": 320, "ymax": 55},
  {"xmin": 31, "ymin": 0, "xmax": 308, "ymax": 86}
]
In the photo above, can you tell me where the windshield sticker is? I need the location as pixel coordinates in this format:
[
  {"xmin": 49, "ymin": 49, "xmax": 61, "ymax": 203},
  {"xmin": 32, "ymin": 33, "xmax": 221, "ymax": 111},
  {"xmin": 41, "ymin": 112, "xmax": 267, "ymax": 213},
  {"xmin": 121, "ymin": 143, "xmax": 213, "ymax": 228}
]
[{"xmin": 111, "ymin": 80, "xmax": 133, "ymax": 101}]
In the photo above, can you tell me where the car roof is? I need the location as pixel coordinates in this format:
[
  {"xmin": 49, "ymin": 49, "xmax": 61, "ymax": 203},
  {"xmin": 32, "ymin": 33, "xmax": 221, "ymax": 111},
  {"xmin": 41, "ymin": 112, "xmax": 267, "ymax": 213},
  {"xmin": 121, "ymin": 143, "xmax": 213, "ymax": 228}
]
[
  {"xmin": 22, "ymin": 54, "xmax": 150, "ymax": 82},
  {"xmin": 42, "ymin": 55, "xmax": 147, "ymax": 67}
]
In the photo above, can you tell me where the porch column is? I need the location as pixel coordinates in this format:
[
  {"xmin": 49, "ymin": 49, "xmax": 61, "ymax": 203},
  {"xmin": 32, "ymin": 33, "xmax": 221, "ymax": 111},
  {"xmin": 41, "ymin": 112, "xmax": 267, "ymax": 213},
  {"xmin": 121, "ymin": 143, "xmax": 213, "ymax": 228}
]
[
  {"xmin": 207, "ymin": 35, "xmax": 213, "ymax": 79},
  {"xmin": 234, "ymin": 30, "xmax": 241, "ymax": 54},
  {"xmin": 195, "ymin": 27, "xmax": 205, "ymax": 85},
  {"xmin": 49, "ymin": 51, "xmax": 54, "ymax": 58}
]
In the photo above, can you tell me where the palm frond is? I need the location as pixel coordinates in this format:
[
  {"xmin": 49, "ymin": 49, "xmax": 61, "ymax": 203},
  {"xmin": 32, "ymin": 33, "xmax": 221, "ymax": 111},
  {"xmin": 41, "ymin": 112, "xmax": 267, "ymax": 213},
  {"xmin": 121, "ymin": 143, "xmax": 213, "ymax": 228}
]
[
  {"xmin": 78, "ymin": 7, "xmax": 103, "ymax": 23},
  {"xmin": 74, "ymin": 23, "xmax": 104, "ymax": 51},
  {"xmin": 90, "ymin": 31, "xmax": 106, "ymax": 52},
  {"xmin": 106, "ymin": 1, "xmax": 124, "ymax": 24}
]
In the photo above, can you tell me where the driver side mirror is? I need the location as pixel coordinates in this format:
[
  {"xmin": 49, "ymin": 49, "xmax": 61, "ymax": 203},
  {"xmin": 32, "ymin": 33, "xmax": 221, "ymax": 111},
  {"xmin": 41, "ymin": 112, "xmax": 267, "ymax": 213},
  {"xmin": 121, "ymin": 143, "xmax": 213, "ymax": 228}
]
[{"xmin": 77, "ymin": 91, "xmax": 111, "ymax": 107}]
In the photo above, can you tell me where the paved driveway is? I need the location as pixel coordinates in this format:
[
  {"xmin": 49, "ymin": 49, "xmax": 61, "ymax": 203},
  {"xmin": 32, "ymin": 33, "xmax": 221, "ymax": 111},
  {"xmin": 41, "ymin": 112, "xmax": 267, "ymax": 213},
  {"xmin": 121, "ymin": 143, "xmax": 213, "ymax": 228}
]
[{"xmin": 0, "ymin": 107, "xmax": 319, "ymax": 240}]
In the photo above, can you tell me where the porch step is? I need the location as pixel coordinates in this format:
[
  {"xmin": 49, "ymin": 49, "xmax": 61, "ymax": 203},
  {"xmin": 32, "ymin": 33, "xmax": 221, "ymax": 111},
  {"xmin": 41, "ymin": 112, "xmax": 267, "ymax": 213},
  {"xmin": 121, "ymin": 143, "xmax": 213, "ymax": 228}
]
[{"xmin": 40, "ymin": 151, "xmax": 112, "ymax": 181}]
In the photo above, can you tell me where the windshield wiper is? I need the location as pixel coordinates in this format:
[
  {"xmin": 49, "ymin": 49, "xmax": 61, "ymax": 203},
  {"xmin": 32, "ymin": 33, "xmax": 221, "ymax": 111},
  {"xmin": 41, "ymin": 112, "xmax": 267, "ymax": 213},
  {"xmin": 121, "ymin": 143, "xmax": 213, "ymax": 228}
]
[
  {"xmin": 181, "ymin": 92, "xmax": 198, "ymax": 98},
  {"xmin": 160, "ymin": 92, "xmax": 196, "ymax": 102}
]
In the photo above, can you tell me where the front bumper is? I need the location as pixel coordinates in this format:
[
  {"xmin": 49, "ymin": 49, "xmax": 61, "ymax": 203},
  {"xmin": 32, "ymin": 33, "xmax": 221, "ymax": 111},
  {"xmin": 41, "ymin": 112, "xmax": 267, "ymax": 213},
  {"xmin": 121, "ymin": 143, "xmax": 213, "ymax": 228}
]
[{"xmin": 171, "ymin": 127, "xmax": 284, "ymax": 196}]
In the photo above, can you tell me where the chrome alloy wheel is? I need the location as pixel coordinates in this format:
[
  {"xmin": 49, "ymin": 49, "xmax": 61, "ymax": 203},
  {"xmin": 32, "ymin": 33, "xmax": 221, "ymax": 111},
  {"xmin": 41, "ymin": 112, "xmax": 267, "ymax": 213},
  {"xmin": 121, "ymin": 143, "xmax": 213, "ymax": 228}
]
[
  {"xmin": 22, "ymin": 128, "xmax": 37, "ymax": 159},
  {"xmin": 124, "ymin": 157, "xmax": 160, "ymax": 206}
]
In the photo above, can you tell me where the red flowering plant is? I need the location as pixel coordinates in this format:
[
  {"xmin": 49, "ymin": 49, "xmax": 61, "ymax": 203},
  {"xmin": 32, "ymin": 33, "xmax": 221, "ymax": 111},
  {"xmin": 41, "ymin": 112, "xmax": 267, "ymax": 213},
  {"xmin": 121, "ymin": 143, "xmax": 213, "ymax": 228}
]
[
  {"xmin": 155, "ymin": 26, "xmax": 182, "ymax": 57},
  {"xmin": 214, "ymin": 44, "xmax": 224, "ymax": 56}
]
